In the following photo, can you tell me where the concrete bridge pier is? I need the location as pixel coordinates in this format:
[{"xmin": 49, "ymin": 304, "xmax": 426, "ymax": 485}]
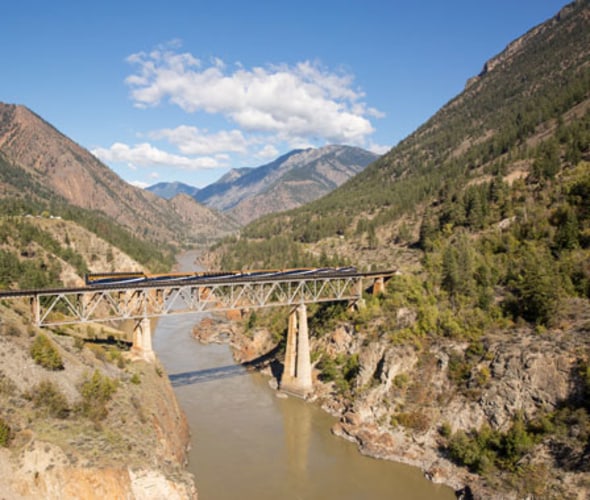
[
  {"xmin": 280, "ymin": 304, "xmax": 312, "ymax": 398},
  {"xmin": 131, "ymin": 317, "xmax": 156, "ymax": 362},
  {"xmin": 372, "ymin": 276, "xmax": 385, "ymax": 295}
]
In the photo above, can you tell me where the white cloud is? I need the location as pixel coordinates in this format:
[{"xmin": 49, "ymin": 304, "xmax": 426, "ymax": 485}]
[
  {"xmin": 125, "ymin": 48, "xmax": 381, "ymax": 146},
  {"xmin": 129, "ymin": 180, "xmax": 149, "ymax": 189},
  {"xmin": 149, "ymin": 125, "xmax": 249, "ymax": 155},
  {"xmin": 367, "ymin": 142, "xmax": 391, "ymax": 155},
  {"xmin": 256, "ymin": 144, "xmax": 279, "ymax": 159},
  {"xmin": 91, "ymin": 142, "xmax": 222, "ymax": 170}
]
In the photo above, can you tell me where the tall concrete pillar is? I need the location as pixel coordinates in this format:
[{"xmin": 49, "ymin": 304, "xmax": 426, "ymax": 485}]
[
  {"xmin": 373, "ymin": 276, "xmax": 385, "ymax": 296},
  {"xmin": 280, "ymin": 304, "xmax": 313, "ymax": 398},
  {"xmin": 283, "ymin": 308, "xmax": 298, "ymax": 381},
  {"xmin": 132, "ymin": 317, "xmax": 156, "ymax": 362}
]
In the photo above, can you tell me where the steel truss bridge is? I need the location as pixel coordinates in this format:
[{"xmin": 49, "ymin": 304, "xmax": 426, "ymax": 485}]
[
  {"xmin": 0, "ymin": 267, "xmax": 395, "ymax": 396},
  {"xmin": 0, "ymin": 268, "xmax": 393, "ymax": 327}
]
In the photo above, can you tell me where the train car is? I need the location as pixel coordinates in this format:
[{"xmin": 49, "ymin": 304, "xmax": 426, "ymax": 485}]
[{"xmin": 84, "ymin": 266, "xmax": 358, "ymax": 287}]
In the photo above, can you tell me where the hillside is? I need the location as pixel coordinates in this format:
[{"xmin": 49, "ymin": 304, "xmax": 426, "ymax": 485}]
[
  {"xmin": 195, "ymin": 145, "xmax": 378, "ymax": 225},
  {"xmin": 236, "ymin": 0, "xmax": 589, "ymax": 249},
  {"xmin": 0, "ymin": 213, "xmax": 197, "ymax": 497},
  {"xmin": 0, "ymin": 103, "xmax": 236, "ymax": 247},
  {"xmin": 212, "ymin": 1, "xmax": 590, "ymax": 497}
]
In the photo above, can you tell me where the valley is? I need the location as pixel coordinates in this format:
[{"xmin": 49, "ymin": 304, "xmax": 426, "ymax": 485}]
[{"xmin": 0, "ymin": 0, "xmax": 588, "ymax": 498}]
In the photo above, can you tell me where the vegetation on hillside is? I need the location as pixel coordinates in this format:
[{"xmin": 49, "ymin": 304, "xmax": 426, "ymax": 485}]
[
  {"xmin": 216, "ymin": 2, "xmax": 590, "ymax": 494},
  {"xmin": 0, "ymin": 153, "xmax": 175, "ymax": 274},
  {"xmin": 218, "ymin": 0, "xmax": 589, "ymax": 252}
]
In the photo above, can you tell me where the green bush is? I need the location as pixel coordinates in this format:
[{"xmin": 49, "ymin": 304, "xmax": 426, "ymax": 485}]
[
  {"xmin": 446, "ymin": 416, "xmax": 537, "ymax": 475},
  {"xmin": 317, "ymin": 352, "xmax": 360, "ymax": 394},
  {"xmin": 78, "ymin": 370, "xmax": 118, "ymax": 421},
  {"xmin": 30, "ymin": 334, "xmax": 64, "ymax": 370}
]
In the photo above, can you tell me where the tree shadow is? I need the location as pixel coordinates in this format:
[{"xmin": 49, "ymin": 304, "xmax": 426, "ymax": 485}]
[{"xmin": 544, "ymin": 360, "xmax": 590, "ymax": 473}]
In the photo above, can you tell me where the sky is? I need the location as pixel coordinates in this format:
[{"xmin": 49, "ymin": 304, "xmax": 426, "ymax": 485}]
[{"xmin": 0, "ymin": 0, "xmax": 570, "ymax": 189}]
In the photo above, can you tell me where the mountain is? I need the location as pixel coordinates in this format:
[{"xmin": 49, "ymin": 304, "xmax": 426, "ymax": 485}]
[
  {"xmin": 146, "ymin": 181, "xmax": 200, "ymax": 200},
  {"xmin": 195, "ymin": 145, "xmax": 379, "ymax": 225},
  {"xmin": 240, "ymin": 0, "xmax": 590, "ymax": 246},
  {"xmin": 0, "ymin": 103, "xmax": 237, "ymax": 247},
  {"xmin": 213, "ymin": 2, "xmax": 590, "ymax": 496}
]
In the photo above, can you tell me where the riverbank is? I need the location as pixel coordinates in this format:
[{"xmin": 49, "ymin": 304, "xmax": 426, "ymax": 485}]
[
  {"xmin": 155, "ymin": 251, "xmax": 455, "ymax": 500},
  {"xmin": 192, "ymin": 309, "xmax": 590, "ymax": 499},
  {"xmin": 192, "ymin": 316, "xmax": 465, "ymax": 497}
]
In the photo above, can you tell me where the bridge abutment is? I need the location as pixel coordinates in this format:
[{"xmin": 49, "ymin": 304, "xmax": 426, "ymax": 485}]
[
  {"xmin": 280, "ymin": 304, "xmax": 312, "ymax": 398},
  {"xmin": 132, "ymin": 317, "xmax": 156, "ymax": 362}
]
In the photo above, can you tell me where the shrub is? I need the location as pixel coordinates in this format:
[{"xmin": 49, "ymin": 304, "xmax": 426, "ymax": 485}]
[
  {"xmin": 393, "ymin": 373, "xmax": 410, "ymax": 389},
  {"xmin": 78, "ymin": 370, "xmax": 118, "ymax": 421},
  {"xmin": 439, "ymin": 421, "xmax": 453, "ymax": 438},
  {"xmin": 391, "ymin": 411, "xmax": 430, "ymax": 433},
  {"xmin": 30, "ymin": 334, "xmax": 64, "ymax": 370},
  {"xmin": 446, "ymin": 416, "xmax": 537, "ymax": 475},
  {"xmin": 27, "ymin": 380, "xmax": 70, "ymax": 418}
]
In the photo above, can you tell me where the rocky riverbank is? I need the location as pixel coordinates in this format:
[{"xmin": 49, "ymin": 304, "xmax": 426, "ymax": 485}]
[
  {"xmin": 0, "ymin": 301, "xmax": 197, "ymax": 499},
  {"xmin": 192, "ymin": 309, "xmax": 590, "ymax": 499}
]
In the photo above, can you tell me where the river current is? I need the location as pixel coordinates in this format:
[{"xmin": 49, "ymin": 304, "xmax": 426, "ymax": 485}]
[{"xmin": 152, "ymin": 252, "xmax": 455, "ymax": 500}]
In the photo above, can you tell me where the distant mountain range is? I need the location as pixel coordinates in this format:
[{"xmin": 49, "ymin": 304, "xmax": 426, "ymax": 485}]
[
  {"xmin": 147, "ymin": 145, "xmax": 379, "ymax": 225},
  {"xmin": 146, "ymin": 181, "xmax": 200, "ymax": 200}
]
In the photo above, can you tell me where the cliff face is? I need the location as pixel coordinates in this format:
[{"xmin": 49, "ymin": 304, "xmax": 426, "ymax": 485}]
[{"xmin": 0, "ymin": 302, "xmax": 197, "ymax": 499}]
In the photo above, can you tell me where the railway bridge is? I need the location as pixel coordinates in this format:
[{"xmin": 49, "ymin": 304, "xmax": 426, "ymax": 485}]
[{"xmin": 0, "ymin": 268, "xmax": 395, "ymax": 397}]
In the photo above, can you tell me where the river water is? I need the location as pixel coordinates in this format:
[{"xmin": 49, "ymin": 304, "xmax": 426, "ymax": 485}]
[{"xmin": 152, "ymin": 253, "xmax": 455, "ymax": 500}]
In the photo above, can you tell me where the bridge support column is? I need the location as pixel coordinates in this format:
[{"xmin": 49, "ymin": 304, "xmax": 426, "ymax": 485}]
[
  {"xmin": 280, "ymin": 304, "xmax": 312, "ymax": 398},
  {"xmin": 132, "ymin": 317, "xmax": 155, "ymax": 362},
  {"xmin": 373, "ymin": 276, "xmax": 385, "ymax": 296}
]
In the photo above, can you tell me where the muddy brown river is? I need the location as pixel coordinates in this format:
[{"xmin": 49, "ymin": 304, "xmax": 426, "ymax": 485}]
[{"xmin": 152, "ymin": 253, "xmax": 455, "ymax": 499}]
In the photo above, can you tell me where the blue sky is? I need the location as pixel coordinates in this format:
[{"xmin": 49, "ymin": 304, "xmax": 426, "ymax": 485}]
[{"xmin": 1, "ymin": 0, "xmax": 569, "ymax": 188}]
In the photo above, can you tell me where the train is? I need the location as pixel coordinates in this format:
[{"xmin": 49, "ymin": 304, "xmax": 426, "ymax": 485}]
[{"xmin": 84, "ymin": 267, "xmax": 358, "ymax": 286}]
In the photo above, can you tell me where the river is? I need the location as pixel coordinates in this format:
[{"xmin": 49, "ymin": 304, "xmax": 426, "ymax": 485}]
[{"xmin": 152, "ymin": 252, "xmax": 455, "ymax": 500}]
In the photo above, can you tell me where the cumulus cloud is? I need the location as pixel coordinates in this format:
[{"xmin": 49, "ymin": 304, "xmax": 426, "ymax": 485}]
[
  {"xmin": 256, "ymin": 144, "xmax": 279, "ymax": 159},
  {"xmin": 149, "ymin": 126, "xmax": 249, "ymax": 155},
  {"xmin": 91, "ymin": 142, "xmax": 222, "ymax": 170},
  {"xmin": 129, "ymin": 180, "xmax": 149, "ymax": 189},
  {"xmin": 125, "ymin": 48, "xmax": 381, "ymax": 146},
  {"xmin": 367, "ymin": 141, "xmax": 391, "ymax": 155}
]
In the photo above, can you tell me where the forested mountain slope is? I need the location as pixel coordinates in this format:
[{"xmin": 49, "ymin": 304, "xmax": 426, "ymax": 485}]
[
  {"xmin": 213, "ymin": 2, "xmax": 590, "ymax": 497},
  {"xmin": 236, "ymin": 0, "xmax": 589, "ymax": 247}
]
